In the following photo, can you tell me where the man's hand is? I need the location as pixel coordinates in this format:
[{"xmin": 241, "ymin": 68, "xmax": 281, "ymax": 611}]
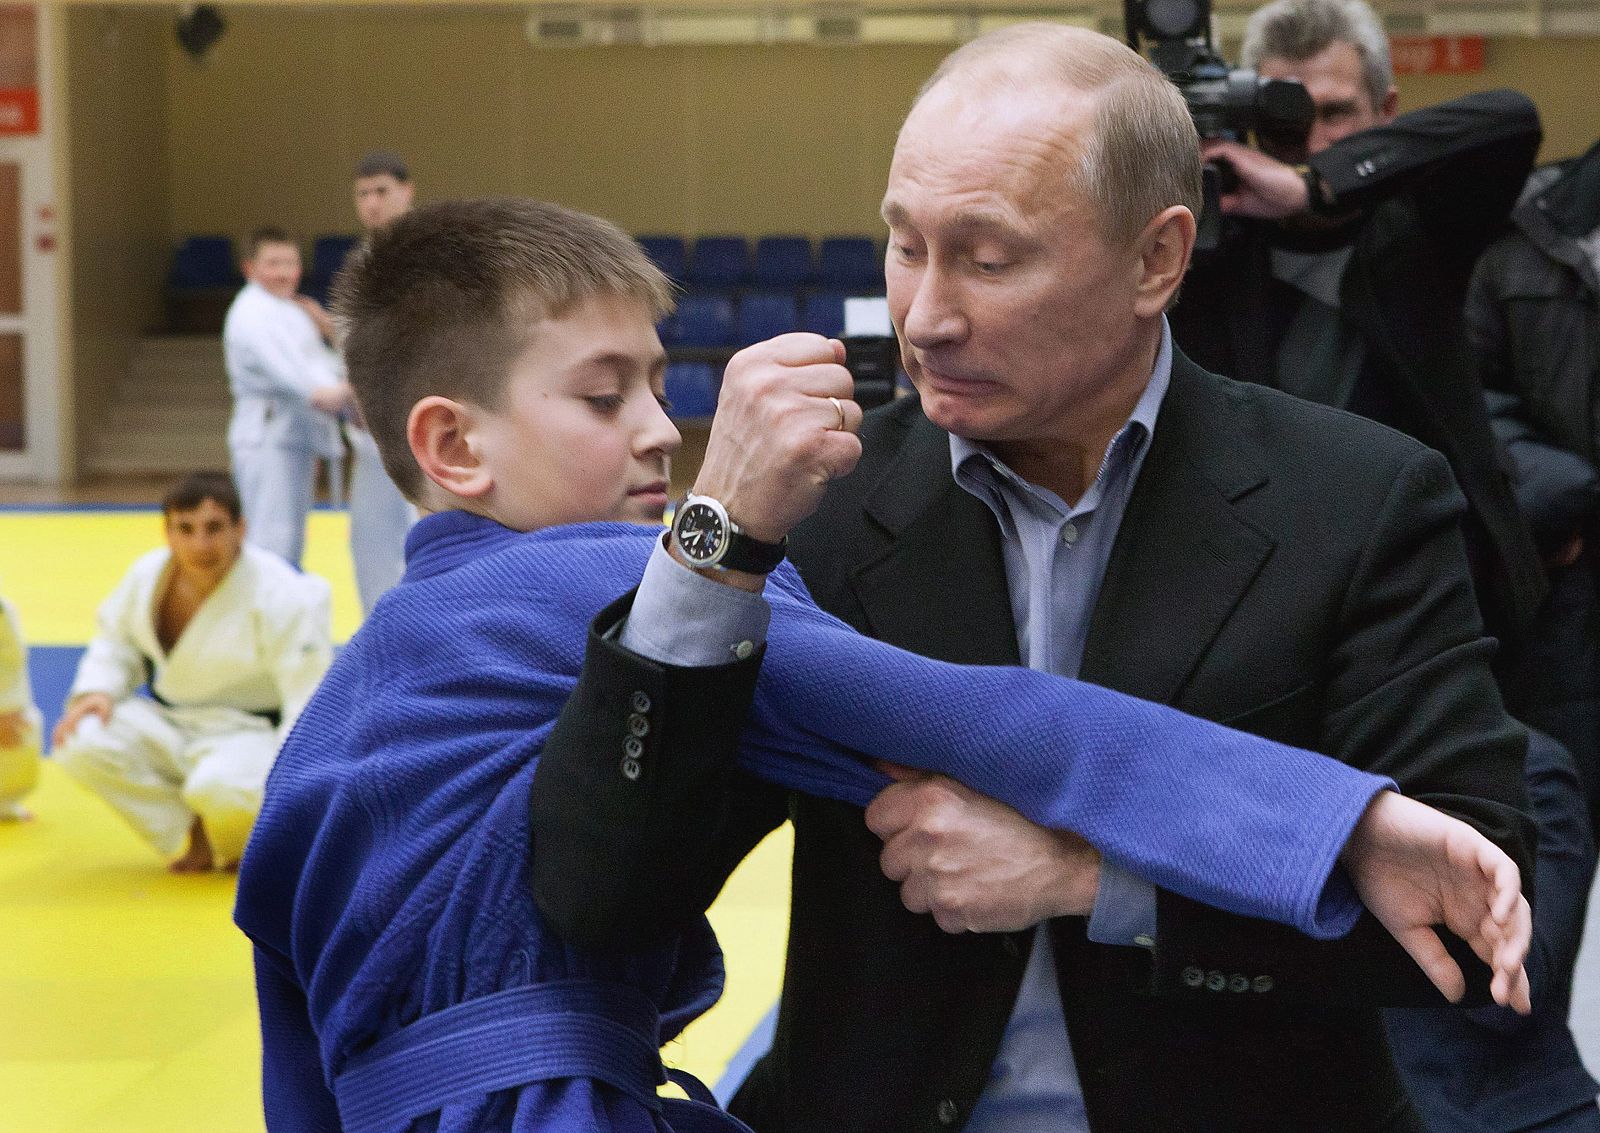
[
  {"xmin": 865, "ymin": 763, "xmax": 1101, "ymax": 933},
  {"xmin": 1200, "ymin": 139, "xmax": 1312, "ymax": 219},
  {"xmin": 691, "ymin": 333, "xmax": 863, "ymax": 546},
  {"xmin": 51, "ymin": 692, "xmax": 113, "ymax": 749},
  {"xmin": 1342, "ymin": 790, "xmax": 1532, "ymax": 1014},
  {"xmin": 0, "ymin": 709, "xmax": 26, "ymax": 748},
  {"xmin": 309, "ymin": 381, "xmax": 355, "ymax": 415}
]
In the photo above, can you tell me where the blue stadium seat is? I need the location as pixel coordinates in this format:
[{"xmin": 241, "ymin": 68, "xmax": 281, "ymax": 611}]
[
  {"xmin": 311, "ymin": 234, "xmax": 359, "ymax": 279},
  {"xmin": 688, "ymin": 236, "xmax": 751, "ymax": 289},
  {"xmin": 801, "ymin": 290, "xmax": 848, "ymax": 338},
  {"xmin": 737, "ymin": 292, "xmax": 799, "ymax": 345},
  {"xmin": 665, "ymin": 362, "xmax": 720, "ymax": 418},
  {"xmin": 754, "ymin": 236, "xmax": 814, "ymax": 288},
  {"xmin": 675, "ymin": 293, "xmax": 737, "ymax": 347},
  {"xmin": 818, "ymin": 236, "xmax": 883, "ymax": 293},
  {"xmin": 638, "ymin": 235, "xmax": 688, "ymax": 283},
  {"xmin": 169, "ymin": 235, "xmax": 242, "ymax": 289},
  {"xmin": 303, "ymin": 234, "xmax": 361, "ymax": 306}
]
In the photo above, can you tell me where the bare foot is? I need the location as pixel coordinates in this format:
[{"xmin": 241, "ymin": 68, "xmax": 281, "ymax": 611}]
[{"xmin": 168, "ymin": 816, "xmax": 215, "ymax": 873}]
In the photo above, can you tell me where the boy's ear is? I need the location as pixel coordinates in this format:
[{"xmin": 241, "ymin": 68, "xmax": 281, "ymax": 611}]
[{"xmin": 408, "ymin": 396, "xmax": 492, "ymax": 500}]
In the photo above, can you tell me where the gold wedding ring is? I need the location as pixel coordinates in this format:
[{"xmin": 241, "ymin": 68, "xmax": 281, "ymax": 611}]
[{"xmin": 828, "ymin": 396, "xmax": 847, "ymax": 432}]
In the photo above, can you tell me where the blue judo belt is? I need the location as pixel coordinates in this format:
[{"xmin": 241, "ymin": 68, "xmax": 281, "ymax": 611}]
[{"xmin": 332, "ymin": 978, "xmax": 752, "ymax": 1133}]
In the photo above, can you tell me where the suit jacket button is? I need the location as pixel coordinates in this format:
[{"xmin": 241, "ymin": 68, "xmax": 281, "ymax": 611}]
[
  {"xmin": 1205, "ymin": 970, "xmax": 1226, "ymax": 992},
  {"xmin": 1253, "ymin": 975, "xmax": 1275, "ymax": 993},
  {"xmin": 936, "ymin": 1099, "xmax": 959, "ymax": 1126},
  {"xmin": 628, "ymin": 713, "xmax": 650, "ymax": 737},
  {"xmin": 630, "ymin": 691, "xmax": 652, "ymax": 714},
  {"xmin": 621, "ymin": 757, "xmax": 642, "ymax": 781},
  {"xmin": 1229, "ymin": 974, "xmax": 1249, "ymax": 993},
  {"xmin": 1182, "ymin": 966, "xmax": 1204, "ymax": 988},
  {"xmin": 624, "ymin": 737, "xmax": 644, "ymax": 759}
]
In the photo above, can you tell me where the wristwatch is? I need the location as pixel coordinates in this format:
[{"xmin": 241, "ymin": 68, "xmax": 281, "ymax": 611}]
[
  {"xmin": 670, "ymin": 494, "xmax": 787, "ymax": 574},
  {"xmin": 1295, "ymin": 163, "xmax": 1335, "ymax": 214}
]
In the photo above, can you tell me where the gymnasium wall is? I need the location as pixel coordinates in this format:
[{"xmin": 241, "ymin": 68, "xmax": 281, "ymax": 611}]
[
  {"xmin": 162, "ymin": 7, "xmax": 943, "ymax": 245},
  {"xmin": 65, "ymin": 6, "xmax": 169, "ymax": 464},
  {"xmin": 65, "ymin": 5, "xmax": 1596, "ymax": 256}
]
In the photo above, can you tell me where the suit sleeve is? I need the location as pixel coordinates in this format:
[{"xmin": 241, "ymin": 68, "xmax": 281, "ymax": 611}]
[
  {"xmin": 1147, "ymin": 446, "xmax": 1537, "ymax": 1005},
  {"xmin": 1309, "ymin": 89, "xmax": 1540, "ymax": 269},
  {"xmin": 530, "ymin": 591, "xmax": 788, "ymax": 950}
]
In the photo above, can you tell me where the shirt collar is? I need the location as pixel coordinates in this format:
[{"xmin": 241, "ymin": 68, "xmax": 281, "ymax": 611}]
[{"xmin": 950, "ymin": 316, "xmax": 1173, "ymax": 502}]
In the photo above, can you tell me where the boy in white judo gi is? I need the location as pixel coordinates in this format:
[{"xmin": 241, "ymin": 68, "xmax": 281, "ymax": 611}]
[
  {"xmin": 54, "ymin": 472, "xmax": 332, "ymax": 871},
  {"xmin": 223, "ymin": 227, "xmax": 353, "ymax": 567},
  {"xmin": 0, "ymin": 583, "xmax": 40, "ymax": 821}
]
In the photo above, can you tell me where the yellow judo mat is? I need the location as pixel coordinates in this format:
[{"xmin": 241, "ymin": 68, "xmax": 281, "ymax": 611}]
[{"xmin": 0, "ymin": 508, "xmax": 791, "ymax": 1133}]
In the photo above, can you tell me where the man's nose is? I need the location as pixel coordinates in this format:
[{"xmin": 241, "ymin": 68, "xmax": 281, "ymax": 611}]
[{"xmin": 900, "ymin": 270, "xmax": 965, "ymax": 348}]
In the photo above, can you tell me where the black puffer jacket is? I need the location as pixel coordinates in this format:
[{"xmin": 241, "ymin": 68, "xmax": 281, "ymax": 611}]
[{"xmin": 1468, "ymin": 141, "xmax": 1600, "ymax": 474}]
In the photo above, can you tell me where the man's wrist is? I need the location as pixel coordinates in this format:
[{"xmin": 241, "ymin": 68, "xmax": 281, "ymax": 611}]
[
  {"xmin": 1296, "ymin": 163, "xmax": 1335, "ymax": 214},
  {"xmin": 665, "ymin": 532, "xmax": 768, "ymax": 593}
]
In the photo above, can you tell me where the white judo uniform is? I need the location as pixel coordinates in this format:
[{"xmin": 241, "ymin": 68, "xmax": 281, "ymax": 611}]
[
  {"xmin": 54, "ymin": 545, "xmax": 332, "ymax": 863},
  {"xmin": 346, "ymin": 421, "xmax": 414, "ymax": 614},
  {"xmin": 0, "ymin": 589, "xmax": 40, "ymax": 820},
  {"xmin": 223, "ymin": 282, "xmax": 345, "ymax": 567}
]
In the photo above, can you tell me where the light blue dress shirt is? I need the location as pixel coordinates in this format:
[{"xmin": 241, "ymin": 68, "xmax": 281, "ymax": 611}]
[{"xmin": 956, "ymin": 322, "xmax": 1172, "ymax": 1133}]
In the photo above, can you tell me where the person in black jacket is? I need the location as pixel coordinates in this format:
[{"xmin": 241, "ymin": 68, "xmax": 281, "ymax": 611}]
[
  {"xmin": 1179, "ymin": 3, "xmax": 1598, "ymax": 1125},
  {"xmin": 1171, "ymin": 0, "xmax": 1546, "ymax": 669},
  {"xmin": 533, "ymin": 22, "xmax": 1535, "ymax": 1133},
  {"xmin": 1470, "ymin": 142, "xmax": 1600, "ymax": 816}
]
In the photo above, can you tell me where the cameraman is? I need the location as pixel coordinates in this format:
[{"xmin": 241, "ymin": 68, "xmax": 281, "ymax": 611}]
[
  {"xmin": 1169, "ymin": 0, "xmax": 1544, "ymax": 664},
  {"xmin": 1172, "ymin": 3, "xmax": 1600, "ymax": 1128}
]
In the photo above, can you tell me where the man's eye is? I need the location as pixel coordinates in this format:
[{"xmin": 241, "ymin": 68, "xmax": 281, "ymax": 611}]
[
  {"xmin": 656, "ymin": 395, "xmax": 675, "ymax": 415},
  {"xmin": 586, "ymin": 395, "xmax": 624, "ymax": 413}
]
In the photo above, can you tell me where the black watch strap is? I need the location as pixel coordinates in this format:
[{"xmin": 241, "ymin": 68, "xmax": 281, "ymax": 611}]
[{"xmin": 720, "ymin": 527, "xmax": 787, "ymax": 574}]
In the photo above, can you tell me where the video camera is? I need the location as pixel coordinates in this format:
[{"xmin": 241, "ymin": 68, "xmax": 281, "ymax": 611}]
[{"xmin": 1125, "ymin": 0, "xmax": 1314, "ymax": 247}]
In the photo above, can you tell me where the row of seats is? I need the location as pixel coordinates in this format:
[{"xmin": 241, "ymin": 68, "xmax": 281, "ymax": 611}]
[
  {"xmin": 170, "ymin": 233, "xmax": 883, "ymax": 297},
  {"xmin": 639, "ymin": 234, "xmax": 884, "ymax": 293},
  {"xmin": 665, "ymin": 289, "xmax": 857, "ymax": 346},
  {"xmin": 169, "ymin": 233, "xmax": 360, "ymax": 297}
]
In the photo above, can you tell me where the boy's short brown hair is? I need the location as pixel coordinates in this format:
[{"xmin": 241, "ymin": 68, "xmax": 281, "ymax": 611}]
[
  {"xmin": 333, "ymin": 198, "xmax": 674, "ymax": 499},
  {"xmin": 245, "ymin": 226, "xmax": 296, "ymax": 260}
]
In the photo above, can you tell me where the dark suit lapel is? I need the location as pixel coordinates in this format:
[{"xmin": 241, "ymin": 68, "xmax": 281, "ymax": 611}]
[
  {"xmin": 1080, "ymin": 356, "xmax": 1276, "ymax": 707},
  {"xmin": 850, "ymin": 415, "xmax": 1021, "ymax": 667}
]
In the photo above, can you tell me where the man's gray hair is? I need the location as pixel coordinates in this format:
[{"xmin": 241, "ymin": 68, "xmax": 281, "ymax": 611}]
[
  {"xmin": 915, "ymin": 23, "xmax": 1202, "ymax": 247},
  {"xmin": 1240, "ymin": 0, "xmax": 1394, "ymax": 110}
]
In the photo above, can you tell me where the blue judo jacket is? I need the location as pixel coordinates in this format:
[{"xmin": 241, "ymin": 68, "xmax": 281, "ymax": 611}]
[{"xmin": 235, "ymin": 511, "xmax": 1390, "ymax": 1133}]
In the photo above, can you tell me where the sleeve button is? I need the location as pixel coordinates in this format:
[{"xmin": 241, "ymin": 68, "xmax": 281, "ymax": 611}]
[
  {"xmin": 628, "ymin": 713, "xmax": 650, "ymax": 737},
  {"xmin": 630, "ymin": 691, "xmax": 652, "ymax": 713}
]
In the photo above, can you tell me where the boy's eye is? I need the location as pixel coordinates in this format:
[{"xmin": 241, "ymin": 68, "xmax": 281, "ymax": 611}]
[{"xmin": 585, "ymin": 394, "xmax": 625, "ymax": 413}]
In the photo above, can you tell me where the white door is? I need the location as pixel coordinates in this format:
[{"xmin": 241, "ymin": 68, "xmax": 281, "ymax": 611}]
[{"xmin": 0, "ymin": 3, "xmax": 58, "ymax": 482}]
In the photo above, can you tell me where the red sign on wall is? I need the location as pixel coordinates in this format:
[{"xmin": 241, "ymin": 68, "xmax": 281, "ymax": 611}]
[
  {"xmin": 0, "ymin": 87, "xmax": 37, "ymax": 136},
  {"xmin": 1390, "ymin": 35, "xmax": 1486, "ymax": 75}
]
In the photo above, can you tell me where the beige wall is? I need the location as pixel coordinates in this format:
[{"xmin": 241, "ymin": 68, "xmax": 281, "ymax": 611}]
[
  {"xmin": 66, "ymin": 5, "xmax": 168, "ymax": 464},
  {"xmin": 156, "ymin": 12, "xmax": 1600, "ymax": 249},
  {"xmin": 1397, "ymin": 37, "xmax": 1600, "ymax": 161},
  {"xmin": 163, "ymin": 8, "xmax": 946, "ymax": 245}
]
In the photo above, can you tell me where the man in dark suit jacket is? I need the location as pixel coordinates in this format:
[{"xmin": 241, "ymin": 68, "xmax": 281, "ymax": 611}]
[
  {"xmin": 533, "ymin": 22, "xmax": 1533, "ymax": 1133},
  {"xmin": 1171, "ymin": 0, "xmax": 1545, "ymax": 661}
]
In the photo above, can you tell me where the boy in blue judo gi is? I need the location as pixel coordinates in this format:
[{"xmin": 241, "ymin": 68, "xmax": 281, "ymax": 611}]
[{"xmin": 235, "ymin": 198, "xmax": 1532, "ymax": 1133}]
